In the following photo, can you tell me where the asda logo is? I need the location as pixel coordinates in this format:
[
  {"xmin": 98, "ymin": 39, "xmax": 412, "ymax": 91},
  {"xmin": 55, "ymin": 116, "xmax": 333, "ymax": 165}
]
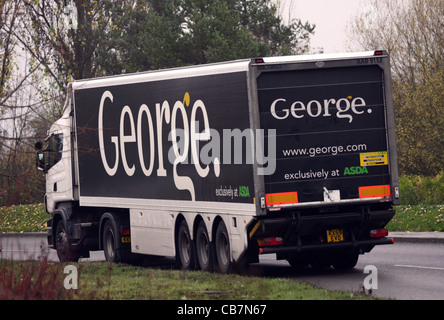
[{"xmin": 344, "ymin": 166, "xmax": 368, "ymax": 175}]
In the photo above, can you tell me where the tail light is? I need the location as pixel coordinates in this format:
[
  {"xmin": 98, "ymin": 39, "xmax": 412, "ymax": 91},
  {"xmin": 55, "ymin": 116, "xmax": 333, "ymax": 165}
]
[
  {"xmin": 257, "ymin": 237, "xmax": 284, "ymax": 247},
  {"xmin": 369, "ymin": 228, "xmax": 388, "ymax": 238},
  {"xmin": 120, "ymin": 228, "xmax": 131, "ymax": 236}
]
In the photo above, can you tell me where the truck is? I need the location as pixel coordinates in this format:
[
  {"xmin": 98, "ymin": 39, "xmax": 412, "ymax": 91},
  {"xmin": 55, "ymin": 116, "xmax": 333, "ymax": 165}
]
[{"xmin": 35, "ymin": 50, "xmax": 400, "ymax": 272}]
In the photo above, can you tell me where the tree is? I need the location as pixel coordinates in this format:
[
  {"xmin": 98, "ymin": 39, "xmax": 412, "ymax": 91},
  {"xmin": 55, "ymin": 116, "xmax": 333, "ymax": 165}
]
[
  {"xmin": 9, "ymin": 0, "xmax": 315, "ymax": 84},
  {"xmin": 0, "ymin": 0, "xmax": 316, "ymax": 205},
  {"xmin": 1, "ymin": 0, "xmax": 21, "ymax": 104},
  {"xmin": 0, "ymin": 0, "xmax": 64, "ymax": 205},
  {"xmin": 116, "ymin": 0, "xmax": 315, "ymax": 71},
  {"xmin": 348, "ymin": 0, "xmax": 444, "ymax": 176},
  {"xmin": 14, "ymin": 1, "xmax": 117, "ymax": 96}
]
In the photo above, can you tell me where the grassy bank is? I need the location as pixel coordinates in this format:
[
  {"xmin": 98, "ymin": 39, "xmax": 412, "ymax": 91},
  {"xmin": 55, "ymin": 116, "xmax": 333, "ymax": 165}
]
[
  {"xmin": 75, "ymin": 262, "xmax": 375, "ymax": 300},
  {"xmin": 386, "ymin": 204, "xmax": 444, "ymax": 231},
  {"xmin": 1, "ymin": 202, "xmax": 443, "ymax": 233},
  {"xmin": 0, "ymin": 203, "xmax": 47, "ymax": 233},
  {"xmin": 0, "ymin": 259, "xmax": 376, "ymax": 300}
]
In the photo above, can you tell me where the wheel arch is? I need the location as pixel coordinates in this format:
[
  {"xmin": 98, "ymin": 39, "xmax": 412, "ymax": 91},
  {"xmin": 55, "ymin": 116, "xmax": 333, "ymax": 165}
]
[
  {"xmin": 174, "ymin": 213, "xmax": 186, "ymax": 238},
  {"xmin": 51, "ymin": 208, "xmax": 69, "ymax": 249},
  {"xmin": 99, "ymin": 212, "xmax": 114, "ymax": 250},
  {"xmin": 212, "ymin": 215, "xmax": 224, "ymax": 241},
  {"xmin": 193, "ymin": 215, "xmax": 205, "ymax": 240}
]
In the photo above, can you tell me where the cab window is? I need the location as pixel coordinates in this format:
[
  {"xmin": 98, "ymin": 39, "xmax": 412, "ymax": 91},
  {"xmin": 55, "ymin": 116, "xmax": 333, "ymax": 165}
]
[{"xmin": 47, "ymin": 133, "xmax": 63, "ymax": 170}]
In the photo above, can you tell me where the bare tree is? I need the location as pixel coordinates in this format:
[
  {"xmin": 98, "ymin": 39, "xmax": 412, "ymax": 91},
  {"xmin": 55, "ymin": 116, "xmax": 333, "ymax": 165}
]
[
  {"xmin": 348, "ymin": 0, "xmax": 443, "ymax": 84},
  {"xmin": 0, "ymin": 0, "xmax": 48, "ymax": 205},
  {"xmin": 0, "ymin": 0, "xmax": 317, "ymax": 205},
  {"xmin": 347, "ymin": 0, "xmax": 444, "ymax": 176},
  {"xmin": 1, "ymin": 0, "xmax": 19, "ymax": 102}
]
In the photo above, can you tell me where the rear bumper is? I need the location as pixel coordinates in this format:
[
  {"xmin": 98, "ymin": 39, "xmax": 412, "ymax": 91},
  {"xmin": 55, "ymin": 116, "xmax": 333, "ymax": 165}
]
[
  {"xmin": 250, "ymin": 206, "xmax": 396, "ymax": 255},
  {"xmin": 260, "ymin": 237, "xmax": 394, "ymax": 254}
]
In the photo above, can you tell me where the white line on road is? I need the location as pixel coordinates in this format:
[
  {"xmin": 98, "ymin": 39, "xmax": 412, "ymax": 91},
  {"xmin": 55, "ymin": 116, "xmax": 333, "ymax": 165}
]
[{"xmin": 394, "ymin": 264, "xmax": 444, "ymax": 271}]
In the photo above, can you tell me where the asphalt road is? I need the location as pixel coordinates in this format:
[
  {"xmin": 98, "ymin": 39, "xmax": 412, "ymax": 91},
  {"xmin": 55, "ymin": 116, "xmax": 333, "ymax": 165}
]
[
  {"xmin": 1, "ymin": 233, "xmax": 443, "ymax": 300},
  {"xmin": 254, "ymin": 242, "xmax": 444, "ymax": 300}
]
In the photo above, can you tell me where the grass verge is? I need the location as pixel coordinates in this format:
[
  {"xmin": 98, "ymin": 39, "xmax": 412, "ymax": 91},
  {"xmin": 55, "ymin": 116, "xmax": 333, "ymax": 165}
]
[
  {"xmin": 0, "ymin": 259, "xmax": 376, "ymax": 300},
  {"xmin": 0, "ymin": 203, "xmax": 47, "ymax": 233},
  {"xmin": 386, "ymin": 204, "xmax": 444, "ymax": 231},
  {"xmin": 1, "ymin": 203, "xmax": 443, "ymax": 233}
]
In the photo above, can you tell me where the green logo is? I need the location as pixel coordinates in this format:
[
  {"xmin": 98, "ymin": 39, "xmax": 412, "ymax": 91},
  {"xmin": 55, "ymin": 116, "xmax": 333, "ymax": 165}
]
[
  {"xmin": 344, "ymin": 166, "xmax": 368, "ymax": 175},
  {"xmin": 239, "ymin": 186, "xmax": 250, "ymax": 197}
]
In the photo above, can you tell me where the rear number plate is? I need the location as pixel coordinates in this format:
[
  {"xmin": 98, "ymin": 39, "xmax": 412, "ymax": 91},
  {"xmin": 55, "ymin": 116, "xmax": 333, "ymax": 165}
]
[{"xmin": 327, "ymin": 229, "xmax": 344, "ymax": 242}]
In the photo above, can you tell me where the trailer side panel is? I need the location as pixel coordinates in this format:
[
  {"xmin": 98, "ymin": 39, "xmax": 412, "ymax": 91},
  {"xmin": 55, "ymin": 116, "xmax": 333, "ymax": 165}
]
[{"xmin": 73, "ymin": 70, "xmax": 255, "ymax": 212}]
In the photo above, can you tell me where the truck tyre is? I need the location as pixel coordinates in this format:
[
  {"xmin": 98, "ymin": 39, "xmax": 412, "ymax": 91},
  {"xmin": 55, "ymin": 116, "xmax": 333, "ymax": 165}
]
[
  {"xmin": 101, "ymin": 213, "xmax": 141, "ymax": 264},
  {"xmin": 310, "ymin": 254, "xmax": 332, "ymax": 269},
  {"xmin": 287, "ymin": 253, "xmax": 309, "ymax": 270},
  {"xmin": 332, "ymin": 250, "xmax": 359, "ymax": 270},
  {"xmin": 176, "ymin": 219, "xmax": 195, "ymax": 270},
  {"xmin": 215, "ymin": 221, "xmax": 232, "ymax": 274},
  {"xmin": 196, "ymin": 220, "xmax": 212, "ymax": 271},
  {"xmin": 102, "ymin": 219, "xmax": 127, "ymax": 263},
  {"xmin": 55, "ymin": 220, "xmax": 80, "ymax": 262}
]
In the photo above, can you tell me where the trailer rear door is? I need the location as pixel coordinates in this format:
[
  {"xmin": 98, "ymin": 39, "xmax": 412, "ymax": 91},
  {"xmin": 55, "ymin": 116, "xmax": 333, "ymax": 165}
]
[{"xmin": 256, "ymin": 55, "xmax": 396, "ymax": 208}]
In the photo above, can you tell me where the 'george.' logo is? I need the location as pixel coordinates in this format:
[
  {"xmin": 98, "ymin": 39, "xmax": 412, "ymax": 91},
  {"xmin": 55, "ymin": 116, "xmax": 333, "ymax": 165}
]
[{"xmin": 270, "ymin": 95, "xmax": 372, "ymax": 123}]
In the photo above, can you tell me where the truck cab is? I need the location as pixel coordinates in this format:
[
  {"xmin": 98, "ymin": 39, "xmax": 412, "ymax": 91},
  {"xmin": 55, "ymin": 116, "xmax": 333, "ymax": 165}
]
[{"xmin": 35, "ymin": 94, "xmax": 75, "ymax": 214}]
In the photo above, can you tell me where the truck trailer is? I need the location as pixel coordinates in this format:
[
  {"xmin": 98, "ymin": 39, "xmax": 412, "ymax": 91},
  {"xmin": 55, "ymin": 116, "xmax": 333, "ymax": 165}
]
[{"xmin": 36, "ymin": 50, "xmax": 400, "ymax": 272}]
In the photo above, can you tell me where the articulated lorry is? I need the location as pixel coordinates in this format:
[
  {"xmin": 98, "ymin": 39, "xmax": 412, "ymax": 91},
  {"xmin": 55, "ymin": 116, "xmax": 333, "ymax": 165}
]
[{"xmin": 36, "ymin": 51, "xmax": 400, "ymax": 272}]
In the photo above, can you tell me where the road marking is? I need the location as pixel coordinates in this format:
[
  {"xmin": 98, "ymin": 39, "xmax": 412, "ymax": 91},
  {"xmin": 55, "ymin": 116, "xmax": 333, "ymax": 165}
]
[{"xmin": 394, "ymin": 264, "xmax": 444, "ymax": 271}]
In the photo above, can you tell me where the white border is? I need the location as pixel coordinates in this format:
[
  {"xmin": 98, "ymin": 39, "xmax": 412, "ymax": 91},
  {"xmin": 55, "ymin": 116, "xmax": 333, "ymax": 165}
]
[
  {"xmin": 262, "ymin": 51, "xmax": 378, "ymax": 64},
  {"xmin": 71, "ymin": 51, "xmax": 379, "ymax": 91},
  {"xmin": 72, "ymin": 60, "xmax": 250, "ymax": 91},
  {"xmin": 80, "ymin": 196, "xmax": 256, "ymax": 215}
]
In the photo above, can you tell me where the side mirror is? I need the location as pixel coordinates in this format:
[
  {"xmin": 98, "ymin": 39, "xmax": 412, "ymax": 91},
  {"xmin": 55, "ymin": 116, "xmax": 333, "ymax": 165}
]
[
  {"xmin": 35, "ymin": 141, "xmax": 47, "ymax": 172},
  {"xmin": 35, "ymin": 141, "xmax": 44, "ymax": 150},
  {"xmin": 36, "ymin": 152, "xmax": 47, "ymax": 173}
]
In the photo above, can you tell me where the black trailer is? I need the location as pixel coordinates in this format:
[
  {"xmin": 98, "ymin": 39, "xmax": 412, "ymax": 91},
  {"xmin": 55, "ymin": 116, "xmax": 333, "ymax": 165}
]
[{"xmin": 39, "ymin": 51, "xmax": 399, "ymax": 271}]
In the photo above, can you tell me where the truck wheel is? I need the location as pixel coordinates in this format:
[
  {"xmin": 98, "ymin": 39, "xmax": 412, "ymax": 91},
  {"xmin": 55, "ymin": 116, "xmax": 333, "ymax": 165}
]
[
  {"xmin": 287, "ymin": 253, "xmax": 309, "ymax": 269},
  {"xmin": 332, "ymin": 250, "xmax": 359, "ymax": 270},
  {"xmin": 176, "ymin": 219, "xmax": 195, "ymax": 270},
  {"xmin": 55, "ymin": 220, "xmax": 79, "ymax": 262},
  {"xmin": 196, "ymin": 220, "xmax": 212, "ymax": 271},
  {"xmin": 310, "ymin": 254, "xmax": 332, "ymax": 269},
  {"xmin": 102, "ymin": 219, "xmax": 122, "ymax": 263},
  {"xmin": 215, "ymin": 221, "xmax": 232, "ymax": 274}
]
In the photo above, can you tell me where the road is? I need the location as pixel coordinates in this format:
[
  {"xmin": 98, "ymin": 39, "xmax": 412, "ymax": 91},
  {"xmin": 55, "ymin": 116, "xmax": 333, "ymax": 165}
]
[
  {"xmin": 254, "ymin": 242, "xmax": 444, "ymax": 300},
  {"xmin": 1, "ymin": 233, "xmax": 443, "ymax": 300}
]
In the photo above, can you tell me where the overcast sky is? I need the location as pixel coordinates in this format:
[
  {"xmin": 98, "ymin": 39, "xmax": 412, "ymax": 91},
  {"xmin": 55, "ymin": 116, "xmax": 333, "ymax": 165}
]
[{"xmin": 279, "ymin": 0, "xmax": 364, "ymax": 53}]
